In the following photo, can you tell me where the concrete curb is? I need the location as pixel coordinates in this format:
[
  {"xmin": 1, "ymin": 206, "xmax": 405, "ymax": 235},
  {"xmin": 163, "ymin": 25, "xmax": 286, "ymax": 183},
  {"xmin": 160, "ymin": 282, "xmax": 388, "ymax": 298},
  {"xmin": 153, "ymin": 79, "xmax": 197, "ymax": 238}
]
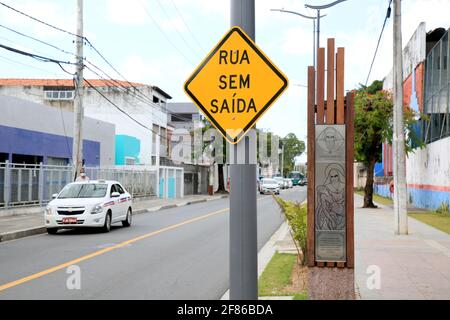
[
  {"xmin": 0, "ymin": 226, "xmax": 47, "ymax": 242},
  {"xmin": 0, "ymin": 195, "xmax": 230, "ymax": 243}
]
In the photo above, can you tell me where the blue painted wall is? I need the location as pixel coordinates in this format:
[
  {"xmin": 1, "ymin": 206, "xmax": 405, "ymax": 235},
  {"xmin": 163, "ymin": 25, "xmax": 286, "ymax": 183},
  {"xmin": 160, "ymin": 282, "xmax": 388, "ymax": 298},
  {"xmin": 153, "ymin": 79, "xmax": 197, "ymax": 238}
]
[
  {"xmin": 115, "ymin": 135, "xmax": 140, "ymax": 165},
  {"xmin": 0, "ymin": 124, "xmax": 100, "ymax": 166},
  {"xmin": 374, "ymin": 182, "xmax": 450, "ymax": 210}
]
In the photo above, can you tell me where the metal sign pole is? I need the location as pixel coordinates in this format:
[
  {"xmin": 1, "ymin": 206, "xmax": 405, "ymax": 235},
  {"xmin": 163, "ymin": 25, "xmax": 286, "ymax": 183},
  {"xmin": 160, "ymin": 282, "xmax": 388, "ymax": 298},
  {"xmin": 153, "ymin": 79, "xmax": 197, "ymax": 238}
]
[{"xmin": 229, "ymin": 0, "xmax": 258, "ymax": 300}]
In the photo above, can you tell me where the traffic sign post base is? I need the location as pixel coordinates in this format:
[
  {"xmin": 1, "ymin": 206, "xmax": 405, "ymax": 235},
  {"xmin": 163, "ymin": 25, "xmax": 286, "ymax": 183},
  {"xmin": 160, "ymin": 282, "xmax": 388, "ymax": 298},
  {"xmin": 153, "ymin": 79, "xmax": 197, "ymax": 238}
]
[{"xmin": 229, "ymin": 163, "xmax": 258, "ymax": 300}]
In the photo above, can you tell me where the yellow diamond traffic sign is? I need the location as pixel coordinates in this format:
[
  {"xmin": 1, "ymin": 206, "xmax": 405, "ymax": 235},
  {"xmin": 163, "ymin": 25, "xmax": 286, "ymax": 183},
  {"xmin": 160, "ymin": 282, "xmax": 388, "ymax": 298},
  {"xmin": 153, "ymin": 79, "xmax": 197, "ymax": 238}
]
[{"xmin": 184, "ymin": 26, "xmax": 289, "ymax": 144}]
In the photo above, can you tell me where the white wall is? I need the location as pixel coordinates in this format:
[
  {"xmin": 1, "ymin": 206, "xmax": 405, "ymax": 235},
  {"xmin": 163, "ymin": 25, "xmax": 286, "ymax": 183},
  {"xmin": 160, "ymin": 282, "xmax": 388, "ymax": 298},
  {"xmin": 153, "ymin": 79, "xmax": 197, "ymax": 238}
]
[{"xmin": 406, "ymin": 136, "xmax": 450, "ymax": 188}]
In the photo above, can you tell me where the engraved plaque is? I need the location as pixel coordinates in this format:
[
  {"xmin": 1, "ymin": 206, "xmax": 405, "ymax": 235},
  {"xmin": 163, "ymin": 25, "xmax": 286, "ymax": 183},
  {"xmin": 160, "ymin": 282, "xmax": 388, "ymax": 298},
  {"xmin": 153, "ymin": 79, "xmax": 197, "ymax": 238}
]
[{"xmin": 315, "ymin": 125, "xmax": 346, "ymax": 262}]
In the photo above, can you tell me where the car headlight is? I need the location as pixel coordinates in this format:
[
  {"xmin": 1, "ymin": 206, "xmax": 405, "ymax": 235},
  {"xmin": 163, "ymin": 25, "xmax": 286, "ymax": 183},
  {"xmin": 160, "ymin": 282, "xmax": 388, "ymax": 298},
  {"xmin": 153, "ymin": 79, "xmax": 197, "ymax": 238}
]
[
  {"xmin": 45, "ymin": 205, "xmax": 52, "ymax": 215},
  {"xmin": 91, "ymin": 204, "xmax": 103, "ymax": 214}
]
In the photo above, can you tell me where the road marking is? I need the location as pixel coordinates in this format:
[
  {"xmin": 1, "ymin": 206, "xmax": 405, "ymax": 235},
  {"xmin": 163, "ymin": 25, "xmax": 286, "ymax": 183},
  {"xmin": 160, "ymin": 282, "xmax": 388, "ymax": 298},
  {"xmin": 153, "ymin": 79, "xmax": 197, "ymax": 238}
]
[{"xmin": 0, "ymin": 195, "xmax": 272, "ymax": 293}]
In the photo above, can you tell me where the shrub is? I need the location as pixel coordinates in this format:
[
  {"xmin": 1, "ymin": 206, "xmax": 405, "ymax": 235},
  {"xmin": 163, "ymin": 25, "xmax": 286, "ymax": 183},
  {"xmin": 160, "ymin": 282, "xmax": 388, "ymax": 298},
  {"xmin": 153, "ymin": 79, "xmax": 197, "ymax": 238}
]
[
  {"xmin": 273, "ymin": 196, "xmax": 308, "ymax": 266},
  {"xmin": 436, "ymin": 201, "xmax": 450, "ymax": 217}
]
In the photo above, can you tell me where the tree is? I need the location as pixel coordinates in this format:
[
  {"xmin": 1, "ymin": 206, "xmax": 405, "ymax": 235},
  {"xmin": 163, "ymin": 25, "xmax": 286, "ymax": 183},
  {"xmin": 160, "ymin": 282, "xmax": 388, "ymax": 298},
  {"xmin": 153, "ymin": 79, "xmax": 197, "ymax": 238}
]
[
  {"xmin": 354, "ymin": 80, "xmax": 424, "ymax": 208},
  {"xmin": 281, "ymin": 133, "xmax": 305, "ymax": 177}
]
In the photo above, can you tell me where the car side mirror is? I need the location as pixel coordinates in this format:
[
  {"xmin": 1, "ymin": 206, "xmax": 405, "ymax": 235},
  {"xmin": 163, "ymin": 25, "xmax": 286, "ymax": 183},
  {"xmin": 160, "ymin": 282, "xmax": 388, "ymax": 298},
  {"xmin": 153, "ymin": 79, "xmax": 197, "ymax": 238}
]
[
  {"xmin": 52, "ymin": 193, "xmax": 58, "ymax": 199},
  {"xmin": 111, "ymin": 192, "xmax": 120, "ymax": 198}
]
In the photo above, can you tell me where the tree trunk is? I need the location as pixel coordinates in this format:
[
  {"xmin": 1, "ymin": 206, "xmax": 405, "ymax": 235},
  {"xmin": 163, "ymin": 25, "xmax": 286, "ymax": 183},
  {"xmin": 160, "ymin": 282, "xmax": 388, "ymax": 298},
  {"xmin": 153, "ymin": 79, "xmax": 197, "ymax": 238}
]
[
  {"xmin": 363, "ymin": 158, "xmax": 377, "ymax": 208},
  {"xmin": 216, "ymin": 163, "xmax": 226, "ymax": 193}
]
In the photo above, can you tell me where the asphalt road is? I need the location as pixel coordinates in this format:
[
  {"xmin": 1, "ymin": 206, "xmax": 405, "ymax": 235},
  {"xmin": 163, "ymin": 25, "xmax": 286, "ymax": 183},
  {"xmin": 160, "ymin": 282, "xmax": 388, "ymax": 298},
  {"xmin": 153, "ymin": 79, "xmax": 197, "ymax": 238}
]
[{"xmin": 0, "ymin": 187, "xmax": 306, "ymax": 300}]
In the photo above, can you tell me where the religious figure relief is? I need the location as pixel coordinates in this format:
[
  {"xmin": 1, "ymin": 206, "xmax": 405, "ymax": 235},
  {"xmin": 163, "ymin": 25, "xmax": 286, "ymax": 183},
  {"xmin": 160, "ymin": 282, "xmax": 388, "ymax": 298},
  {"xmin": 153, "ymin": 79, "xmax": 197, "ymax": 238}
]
[
  {"xmin": 316, "ymin": 126, "xmax": 345, "ymax": 156},
  {"xmin": 316, "ymin": 163, "xmax": 345, "ymax": 231}
]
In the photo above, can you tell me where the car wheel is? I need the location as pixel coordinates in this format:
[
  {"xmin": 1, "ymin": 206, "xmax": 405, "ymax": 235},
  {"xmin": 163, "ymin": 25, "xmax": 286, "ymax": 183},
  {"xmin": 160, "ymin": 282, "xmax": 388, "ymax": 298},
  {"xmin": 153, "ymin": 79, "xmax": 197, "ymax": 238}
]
[
  {"xmin": 122, "ymin": 208, "xmax": 132, "ymax": 227},
  {"xmin": 102, "ymin": 212, "xmax": 112, "ymax": 233},
  {"xmin": 47, "ymin": 228, "xmax": 58, "ymax": 235}
]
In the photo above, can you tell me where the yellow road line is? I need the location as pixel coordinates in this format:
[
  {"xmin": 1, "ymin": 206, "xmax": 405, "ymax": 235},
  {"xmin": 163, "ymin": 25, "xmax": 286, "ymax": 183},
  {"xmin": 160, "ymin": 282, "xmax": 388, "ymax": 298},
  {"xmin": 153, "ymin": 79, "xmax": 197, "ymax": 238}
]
[{"xmin": 0, "ymin": 195, "xmax": 271, "ymax": 293}]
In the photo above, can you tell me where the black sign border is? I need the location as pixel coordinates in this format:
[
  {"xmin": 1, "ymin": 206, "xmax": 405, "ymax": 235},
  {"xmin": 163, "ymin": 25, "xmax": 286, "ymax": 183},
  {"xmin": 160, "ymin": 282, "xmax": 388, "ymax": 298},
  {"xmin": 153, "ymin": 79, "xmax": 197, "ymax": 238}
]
[{"xmin": 184, "ymin": 26, "xmax": 288, "ymax": 144}]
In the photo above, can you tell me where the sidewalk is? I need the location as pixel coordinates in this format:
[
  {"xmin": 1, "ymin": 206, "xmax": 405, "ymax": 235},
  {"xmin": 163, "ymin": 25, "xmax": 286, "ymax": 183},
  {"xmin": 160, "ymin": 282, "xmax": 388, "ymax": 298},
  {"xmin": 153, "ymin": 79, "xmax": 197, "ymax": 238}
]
[
  {"xmin": 354, "ymin": 194, "xmax": 450, "ymax": 299},
  {"xmin": 0, "ymin": 194, "xmax": 228, "ymax": 242}
]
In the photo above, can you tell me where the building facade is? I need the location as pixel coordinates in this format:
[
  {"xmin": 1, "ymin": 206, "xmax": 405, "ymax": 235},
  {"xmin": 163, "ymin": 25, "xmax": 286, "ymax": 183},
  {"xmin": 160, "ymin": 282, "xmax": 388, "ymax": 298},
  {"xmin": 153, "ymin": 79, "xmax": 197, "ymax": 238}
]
[
  {"xmin": 0, "ymin": 94, "xmax": 115, "ymax": 166},
  {"xmin": 379, "ymin": 23, "xmax": 450, "ymax": 210},
  {"xmin": 0, "ymin": 79, "xmax": 172, "ymax": 167}
]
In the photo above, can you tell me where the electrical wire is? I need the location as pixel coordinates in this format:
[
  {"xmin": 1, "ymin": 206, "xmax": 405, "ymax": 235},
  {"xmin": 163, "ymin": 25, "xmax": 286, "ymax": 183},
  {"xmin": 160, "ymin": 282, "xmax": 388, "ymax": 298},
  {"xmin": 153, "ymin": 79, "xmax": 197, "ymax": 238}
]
[
  {"xmin": 0, "ymin": 1, "xmax": 81, "ymax": 39},
  {"xmin": 154, "ymin": 0, "xmax": 202, "ymax": 58},
  {"xmin": 169, "ymin": 0, "xmax": 205, "ymax": 54},
  {"xmin": 0, "ymin": 23, "xmax": 76, "ymax": 56},
  {"xmin": 138, "ymin": 0, "xmax": 195, "ymax": 65},
  {"xmin": 365, "ymin": 0, "xmax": 392, "ymax": 86}
]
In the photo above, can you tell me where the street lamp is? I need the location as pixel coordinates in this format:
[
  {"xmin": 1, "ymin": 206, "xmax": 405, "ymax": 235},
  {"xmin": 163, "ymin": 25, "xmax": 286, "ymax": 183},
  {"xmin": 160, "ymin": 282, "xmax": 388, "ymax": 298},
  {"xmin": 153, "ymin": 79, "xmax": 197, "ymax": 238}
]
[
  {"xmin": 270, "ymin": 8, "xmax": 326, "ymax": 69},
  {"xmin": 305, "ymin": 0, "xmax": 347, "ymax": 56}
]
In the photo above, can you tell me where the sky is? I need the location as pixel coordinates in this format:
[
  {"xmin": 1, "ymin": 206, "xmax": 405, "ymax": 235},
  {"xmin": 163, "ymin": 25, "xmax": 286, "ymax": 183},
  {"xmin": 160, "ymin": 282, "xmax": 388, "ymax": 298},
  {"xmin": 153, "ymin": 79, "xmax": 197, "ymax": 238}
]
[{"xmin": 0, "ymin": 0, "xmax": 449, "ymax": 163}]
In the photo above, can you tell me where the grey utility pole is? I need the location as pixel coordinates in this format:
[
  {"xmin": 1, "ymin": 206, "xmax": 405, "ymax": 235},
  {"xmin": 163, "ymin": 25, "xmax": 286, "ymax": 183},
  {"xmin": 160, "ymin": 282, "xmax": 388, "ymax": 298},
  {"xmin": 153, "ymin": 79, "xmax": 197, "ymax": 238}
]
[
  {"xmin": 281, "ymin": 142, "xmax": 284, "ymax": 177},
  {"xmin": 270, "ymin": 9, "xmax": 326, "ymax": 69},
  {"xmin": 393, "ymin": 0, "xmax": 408, "ymax": 234},
  {"xmin": 305, "ymin": 0, "xmax": 347, "ymax": 59},
  {"xmin": 73, "ymin": 0, "xmax": 84, "ymax": 180},
  {"xmin": 229, "ymin": 0, "xmax": 258, "ymax": 300}
]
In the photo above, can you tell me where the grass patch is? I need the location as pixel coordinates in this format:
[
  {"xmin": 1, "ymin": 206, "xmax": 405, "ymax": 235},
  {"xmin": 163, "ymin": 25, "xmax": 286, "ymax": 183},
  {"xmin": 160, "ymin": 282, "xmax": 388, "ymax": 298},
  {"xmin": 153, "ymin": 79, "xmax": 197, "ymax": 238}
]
[
  {"xmin": 409, "ymin": 211, "xmax": 450, "ymax": 234},
  {"xmin": 259, "ymin": 252, "xmax": 296, "ymax": 296},
  {"xmin": 355, "ymin": 191, "xmax": 393, "ymax": 206},
  {"xmin": 258, "ymin": 252, "xmax": 308, "ymax": 299},
  {"xmin": 293, "ymin": 292, "xmax": 308, "ymax": 300}
]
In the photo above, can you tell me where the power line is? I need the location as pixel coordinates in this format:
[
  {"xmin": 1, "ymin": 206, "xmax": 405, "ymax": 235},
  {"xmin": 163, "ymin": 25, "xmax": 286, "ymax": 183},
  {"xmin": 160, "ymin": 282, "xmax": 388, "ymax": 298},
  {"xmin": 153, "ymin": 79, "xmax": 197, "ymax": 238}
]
[
  {"xmin": 0, "ymin": 23, "xmax": 76, "ymax": 57},
  {"xmin": 0, "ymin": 42, "xmax": 76, "ymax": 75},
  {"xmin": 84, "ymin": 78, "xmax": 195, "ymax": 149},
  {"xmin": 154, "ymin": 0, "xmax": 202, "ymax": 57},
  {"xmin": 139, "ymin": 0, "xmax": 195, "ymax": 65},
  {"xmin": 0, "ymin": 1, "xmax": 80, "ymax": 39},
  {"xmin": 169, "ymin": 0, "xmax": 206, "ymax": 54},
  {"xmin": 365, "ymin": 0, "xmax": 392, "ymax": 86},
  {"xmin": 0, "ymin": 1, "xmax": 189, "ymax": 123}
]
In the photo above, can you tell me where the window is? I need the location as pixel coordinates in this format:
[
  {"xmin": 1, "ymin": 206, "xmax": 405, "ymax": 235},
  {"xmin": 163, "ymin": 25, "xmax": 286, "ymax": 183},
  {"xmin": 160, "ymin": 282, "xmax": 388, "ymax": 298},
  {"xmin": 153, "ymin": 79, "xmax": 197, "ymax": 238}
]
[
  {"xmin": 44, "ymin": 90, "xmax": 74, "ymax": 100},
  {"xmin": 153, "ymin": 96, "xmax": 160, "ymax": 103},
  {"xmin": 115, "ymin": 184, "xmax": 125, "ymax": 194},
  {"xmin": 110, "ymin": 184, "xmax": 118, "ymax": 196},
  {"xmin": 59, "ymin": 184, "xmax": 108, "ymax": 199}
]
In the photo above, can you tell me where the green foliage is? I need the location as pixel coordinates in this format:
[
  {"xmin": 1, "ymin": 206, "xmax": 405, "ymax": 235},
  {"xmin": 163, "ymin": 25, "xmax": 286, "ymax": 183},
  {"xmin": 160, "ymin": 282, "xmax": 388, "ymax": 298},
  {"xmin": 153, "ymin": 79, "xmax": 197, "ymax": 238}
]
[
  {"xmin": 436, "ymin": 201, "xmax": 450, "ymax": 217},
  {"xmin": 281, "ymin": 133, "xmax": 306, "ymax": 177},
  {"xmin": 354, "ymin": 89, "xmax": 393, "ymax": 164},
  {"xmin": 273, "ymin": 196, "xmax": 308, "ymax": 266}
]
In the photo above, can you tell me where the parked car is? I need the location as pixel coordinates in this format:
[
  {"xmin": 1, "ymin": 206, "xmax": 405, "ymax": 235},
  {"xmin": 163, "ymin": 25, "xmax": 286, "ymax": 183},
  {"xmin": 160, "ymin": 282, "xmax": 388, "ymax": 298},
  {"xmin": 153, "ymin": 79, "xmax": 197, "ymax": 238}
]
[
  {"xmin": 44, "ymin": 180, "xmax": 133, "ymax": 234},
  {"xmin": 273, "ymin": 176, "xmax": 286, "ymax": 189},
  {"xmin": 259, "ymin": 178, "xmax": 280, "ymax": 195},
  {"xmin": 285, "ymin": 178, "xmax": 293, "ymax": 188}
]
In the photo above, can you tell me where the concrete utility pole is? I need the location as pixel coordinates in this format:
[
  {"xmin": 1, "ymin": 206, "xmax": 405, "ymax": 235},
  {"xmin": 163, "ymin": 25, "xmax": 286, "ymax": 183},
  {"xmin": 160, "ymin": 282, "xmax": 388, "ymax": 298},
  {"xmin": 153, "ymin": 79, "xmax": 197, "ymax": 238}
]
[
  {"xmin": 281, "ymin": 142, "xmax": 284, "ymax": 177},
  {"xmin": 72, "ymin": 0, "xmax": 84, "ymax": 180},
  {"xmin": 393, "ymin": 0, "xmax": 408, "ymax": 234},
  {"xmin": 229, "ymin": 0, "xmax": 258, "ymax": 300}
]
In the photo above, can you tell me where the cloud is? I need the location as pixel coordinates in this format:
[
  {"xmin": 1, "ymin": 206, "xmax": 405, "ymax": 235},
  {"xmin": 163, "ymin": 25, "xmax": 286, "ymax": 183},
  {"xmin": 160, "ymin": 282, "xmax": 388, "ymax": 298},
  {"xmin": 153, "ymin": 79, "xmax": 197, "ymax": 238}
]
[
  {"xmin": 106, "ymin": 0, "xmax": 149, "ymax": 26},
  {"xmin": 281, "ymin": 25, "xmax": 316, "ymax": 56}
]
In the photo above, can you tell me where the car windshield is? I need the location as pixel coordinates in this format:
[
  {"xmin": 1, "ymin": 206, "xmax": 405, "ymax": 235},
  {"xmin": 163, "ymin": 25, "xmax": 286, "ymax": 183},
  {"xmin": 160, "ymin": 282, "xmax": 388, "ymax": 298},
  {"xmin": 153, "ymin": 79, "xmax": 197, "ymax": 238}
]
[
  {"xmin": 274, "ymin": 177, "xmax": 283, "ymax": 181},
  {"xmin": 288, "ymin": 172, "xmax": 303, "ymax": 179},
  {"xmin": 58, "ymin": 183, "xmax": 108, "ymax": 199},
  {"xmin": 262, "ymin": 179, "xmax": 276, "ymax": 184}
]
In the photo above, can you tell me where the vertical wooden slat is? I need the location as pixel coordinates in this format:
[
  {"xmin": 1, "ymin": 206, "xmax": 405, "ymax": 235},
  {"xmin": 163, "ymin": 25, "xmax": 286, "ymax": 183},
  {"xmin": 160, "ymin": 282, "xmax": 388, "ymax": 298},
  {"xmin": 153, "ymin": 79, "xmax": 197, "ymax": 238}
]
[
  {"xmin": 326, "ymin": 262, "xmax": 335, "ymax": 268},
  {"xmin": 327, "ymin": 38, "xmax": 335, "ymax": 124},
  {"xmin": 317, "ymin": 48, "xmax": 325, "ymax": 124},
  {"xmin": 336, "ymin": 47, "xmax": 345, "ymax": 124},
  {"xmin": 346, "ymin": 92, "xmax": 355, "ymax": 268},
  {"xmin": 307, "ymin": 66, "xmax": 316, "ymax": 267},
  {"xmin": 317, "ymin": 262, "xmax": 325, "ymax": 267}
]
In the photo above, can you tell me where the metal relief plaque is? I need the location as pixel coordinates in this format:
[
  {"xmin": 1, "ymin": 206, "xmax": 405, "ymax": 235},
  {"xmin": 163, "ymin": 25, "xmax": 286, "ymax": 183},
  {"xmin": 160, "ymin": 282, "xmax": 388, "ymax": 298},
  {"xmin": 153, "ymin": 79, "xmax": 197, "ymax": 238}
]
[{"xmin": 315, "ymin": 125, "xmax": 346, "ymax": 262}]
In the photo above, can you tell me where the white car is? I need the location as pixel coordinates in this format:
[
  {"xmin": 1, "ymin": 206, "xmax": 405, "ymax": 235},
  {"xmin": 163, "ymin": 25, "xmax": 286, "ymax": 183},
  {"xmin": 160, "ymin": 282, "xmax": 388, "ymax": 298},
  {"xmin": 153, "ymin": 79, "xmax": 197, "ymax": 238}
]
[
  {"xmin": 260, "ymin": 178, "xmax": 280, "ymax": 195},
  {"xmin": 273, "ymin": 176, "xmax": 286, "ymax": 189},
  {"xmin": 44, "ymin": 180, "xmax": 133, "ymax": 234}
]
